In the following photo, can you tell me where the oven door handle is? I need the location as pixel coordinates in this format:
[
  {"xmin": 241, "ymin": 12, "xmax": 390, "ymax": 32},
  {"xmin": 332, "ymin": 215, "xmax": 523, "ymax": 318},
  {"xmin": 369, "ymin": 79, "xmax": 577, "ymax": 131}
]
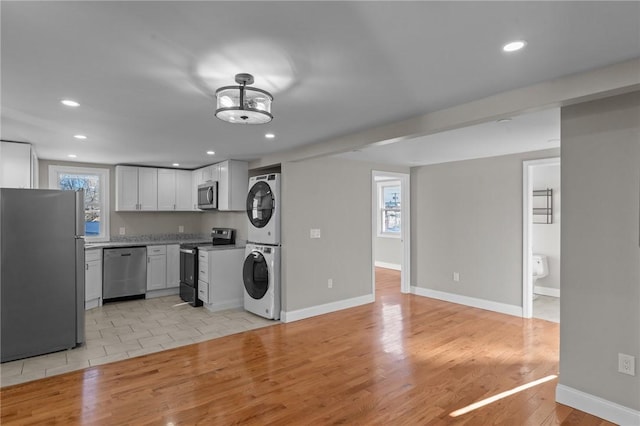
[{"xmin": 180, "ymin": 248, "xmax": 196, "ymax": 254}]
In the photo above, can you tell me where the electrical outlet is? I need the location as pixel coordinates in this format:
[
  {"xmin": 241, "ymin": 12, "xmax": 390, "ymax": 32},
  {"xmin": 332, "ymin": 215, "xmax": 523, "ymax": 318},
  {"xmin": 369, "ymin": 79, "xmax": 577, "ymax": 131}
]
[
  {"xmin": 310, "ymin": 229, "xmax": 321, "ymax": 239},
  {"xmin": 453, "ymin": 272, "xmax": 460, "ymax": 282},
  {"xmin": 618, "ymin": 353, "xmax": 635, "ymax": 376},
  {"xmin": 178, "ymin": 225, "xmax": 184, "ymax": 233},
  {"xmin": 328, "ymin": 278, "xmax": 333, "ymax": 289},
  {"xmin": 119, "ymin": 227, "xmax": 126, "ymax": 235}
]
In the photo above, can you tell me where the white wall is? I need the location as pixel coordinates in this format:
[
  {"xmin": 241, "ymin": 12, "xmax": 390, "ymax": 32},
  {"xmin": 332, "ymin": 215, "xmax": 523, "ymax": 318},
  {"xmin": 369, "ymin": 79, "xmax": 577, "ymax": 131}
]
[
  {"xmin": 532, "ymin": 163, "xmax": 561, "ymax": 291},
  {"xmin": 559, "ymin": 91, "xmax": 639, "ymax": 414}
]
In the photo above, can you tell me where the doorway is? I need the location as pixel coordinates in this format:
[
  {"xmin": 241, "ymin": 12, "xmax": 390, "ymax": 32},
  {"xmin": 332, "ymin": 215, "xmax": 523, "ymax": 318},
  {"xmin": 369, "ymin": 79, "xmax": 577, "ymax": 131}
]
[
  {"xmin": 371, "ymin": 171, "xmax": 410, "ymax": 295},
  {"xmin": 522, "ymin": 157, "xmax": 561, "ymax": 321}
]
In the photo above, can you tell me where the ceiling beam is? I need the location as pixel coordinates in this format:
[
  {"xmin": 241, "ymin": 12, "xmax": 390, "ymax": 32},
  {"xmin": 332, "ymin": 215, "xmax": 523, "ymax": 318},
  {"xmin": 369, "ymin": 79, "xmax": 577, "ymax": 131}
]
[{"xmin": 250, "ymin": 58, "xmax": 640, "ymax": 169}]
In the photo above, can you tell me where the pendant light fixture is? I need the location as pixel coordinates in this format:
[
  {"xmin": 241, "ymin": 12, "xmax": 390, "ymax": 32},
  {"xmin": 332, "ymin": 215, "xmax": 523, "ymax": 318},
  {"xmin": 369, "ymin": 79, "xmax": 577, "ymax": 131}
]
[{"xmin": 215, "ymin": 73, "xmax": 273, "ymax": 124}]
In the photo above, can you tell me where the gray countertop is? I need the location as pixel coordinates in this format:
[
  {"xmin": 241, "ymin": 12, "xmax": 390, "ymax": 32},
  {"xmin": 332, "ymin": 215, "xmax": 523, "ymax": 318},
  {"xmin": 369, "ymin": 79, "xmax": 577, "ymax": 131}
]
[{"xmin": 85, "ymin": 239, "xmax": 246, "ymax": 250}]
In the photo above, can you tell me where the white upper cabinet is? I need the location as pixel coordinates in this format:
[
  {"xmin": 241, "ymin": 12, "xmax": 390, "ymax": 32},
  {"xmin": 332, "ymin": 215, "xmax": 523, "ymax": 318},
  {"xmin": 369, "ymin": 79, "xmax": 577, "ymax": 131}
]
[
  {"xmin": 0, "ymin": 141, "xmax": 34, "ymax": 188},
  {"xmin": 157, "ymin": 168, "xmax": 177, "ymax": 210},
  {"xmin": 158, "ymin": 169, "xmax": 192, "ymax": 211},
  {"xmin": 138, "ymin": 168, "xmax": 158, "ymax": 210},
  {"xmin": 115, "ymin": 166, "xmax": 158, "ymax": 211},
  {"xmin": 175, "ymin": 170, "xmax": 192, "ymax": 211},
  {"xmin": 217, "ymin": 160, "xmax": 248, "ymax": 211}
]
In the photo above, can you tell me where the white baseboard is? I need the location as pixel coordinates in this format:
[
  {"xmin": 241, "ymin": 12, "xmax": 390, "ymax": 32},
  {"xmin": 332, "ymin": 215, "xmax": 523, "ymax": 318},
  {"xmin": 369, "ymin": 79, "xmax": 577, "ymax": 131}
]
[
  {"xmin": 145, "ymin": 287, "xmax": 179, "ymax": 299},
  {"xmin": 556, "ymin": 384, "xmax": 640, "ymax": 425},
  {"xmin": 374, "ymin": 261, "xmax": 401, "ymax": 271},
  {"xmin": 204, "ymin": 298, "xmax": 243, "ymax": 313},
  {"xmin": 280, "ymin": 294, "xmax": 375, "ymax": 323},
  {"xmin": 534, "ymin": 285, "xmax": 560, "ymax": 297},
  {"xmin": 411, "ymin": 286, "xmax": 523, "ymax": 317},
  {"xmin": 85, "ymin": 298, "xmax": 101, "ymax": 310}
]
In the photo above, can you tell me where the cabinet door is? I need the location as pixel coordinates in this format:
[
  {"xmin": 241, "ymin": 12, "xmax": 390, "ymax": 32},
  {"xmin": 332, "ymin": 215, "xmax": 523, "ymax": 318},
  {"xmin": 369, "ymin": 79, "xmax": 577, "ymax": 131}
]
[
  {"xmin": 175, "ymin": 170, "xmax": 192, "ymax": 211},
  {"xmin": 197, "ymin": 279, "xmax": 209, "ymax": 304},
  {"xmin": 115, "ymin": 166, "xmax": 140, "ymax": 211},
  {"xmin": 138, "ymin": 168, "xmax": 158, "ymax": 210},
  {"xmin": 218, "ymin": 160, "xmax": 248, "ymax": 211},
  {"xmin": 85, "ymin": 260, "xmax": 102, "ymax": 301},
  {"xmin": 146, "ymin": 254, "xmax": 167, "ymax": 290},
  {"xmin": 217, "ymin": 161, "xmax": 230, "ymax": 211},
  {"xmin": 192, "ymin": 169, "xmax": 202, "ymax": 211},
  {"xmin": 0, "ymin": 142, "xmax": 32, "ymax": 188},
  {"xmin": 166, "ymin": 244, "xmax": 180, "ymax": 288},
  {"xmin": 157, "ymin": 169, "xmax": 177, "ymax": 210}
]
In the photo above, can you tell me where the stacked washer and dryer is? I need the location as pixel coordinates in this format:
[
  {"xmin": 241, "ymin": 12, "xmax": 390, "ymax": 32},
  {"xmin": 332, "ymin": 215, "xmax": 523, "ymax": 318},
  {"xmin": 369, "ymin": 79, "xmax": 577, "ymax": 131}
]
[{"xmin": 243, "ymin": 173, "xmax": 281, "ymax": 320}]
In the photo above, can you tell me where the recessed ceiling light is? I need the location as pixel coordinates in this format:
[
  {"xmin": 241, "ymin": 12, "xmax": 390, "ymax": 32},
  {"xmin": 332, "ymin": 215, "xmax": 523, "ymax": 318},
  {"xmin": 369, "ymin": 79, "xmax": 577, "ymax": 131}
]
[
  {"xmin": 67, "ymin": 154, "xmax": 77, "ymax": 158},
  {"xmin": 74, "ymin": 134, "xmax": 87, "ymax": 140},
  {"xmin": 503, "ymin": 40, "xmax": 527, "ymax": 52},
  {"xmin": 206, "ymin": 151, "xmax": 215, "ymax": 155},
  {"xmin": 497, "ymin": 118, "xmax": 512, "ymax": 124},
  {"xmin": 265, "ymin": 133, "xmax": 275, "ymax": 139},
  {"xmin": 172, "ymin": 163, "xmax": 180, "ymax": 167},
  {"xmin": 61, "ymin": 99, "xmax": 80, "ymax": 107}
]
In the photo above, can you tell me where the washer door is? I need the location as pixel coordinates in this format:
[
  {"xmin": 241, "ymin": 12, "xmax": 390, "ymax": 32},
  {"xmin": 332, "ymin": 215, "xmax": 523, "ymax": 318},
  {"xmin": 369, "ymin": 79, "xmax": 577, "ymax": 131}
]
[
  {"xmin": 243, "ymin": 251, "xmax": 269, "ymax": 299},
  {"xmin": 246, "ymin": 181, "xmax": 274, "ymax": 229}
]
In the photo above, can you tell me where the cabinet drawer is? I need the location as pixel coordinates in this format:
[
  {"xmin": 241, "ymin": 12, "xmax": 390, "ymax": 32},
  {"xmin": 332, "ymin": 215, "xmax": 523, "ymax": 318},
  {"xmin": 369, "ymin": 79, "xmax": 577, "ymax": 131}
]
[
  {"xmin": 197, "ymin": 279, "xmax": 209, "ymax": 303},
  {"xmin": 198, "ymin": 251, "xmax": 208, "ymax": 263},
  {"xmin": 85, "ymin": 249, "xmax": 102, "ymax": 262},
  {"xmin": 147, "ymin": 245, "xmax": 166, "ymax": 255},
  {"xmin": 198, "ymin": 264, "xmax": 209, "ymax": 282}
]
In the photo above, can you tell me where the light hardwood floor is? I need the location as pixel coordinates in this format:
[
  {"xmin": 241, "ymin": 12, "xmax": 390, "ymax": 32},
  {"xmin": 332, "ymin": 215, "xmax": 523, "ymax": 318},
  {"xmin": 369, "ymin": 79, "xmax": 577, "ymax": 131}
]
[{"xmin": 0, "ymin": 268, "xmax": 613, "ymax": 425}]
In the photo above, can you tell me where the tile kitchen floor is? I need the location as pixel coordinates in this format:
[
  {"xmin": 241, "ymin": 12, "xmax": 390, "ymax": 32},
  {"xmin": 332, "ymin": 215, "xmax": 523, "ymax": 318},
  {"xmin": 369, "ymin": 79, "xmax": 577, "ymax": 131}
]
[
  {"xmin": 0, "ymin": 296, "xmax": 276, "ymax": 387},
  {"xmin": 533, "ymin": 294, "xmax": 560, "ymax": 323}
]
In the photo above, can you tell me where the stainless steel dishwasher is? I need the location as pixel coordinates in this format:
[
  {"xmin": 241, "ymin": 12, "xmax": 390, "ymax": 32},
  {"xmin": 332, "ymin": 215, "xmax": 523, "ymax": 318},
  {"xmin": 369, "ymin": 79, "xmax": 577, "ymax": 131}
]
[{"xmin": 103, "ymin": 246, "xmax": 147, "ymax": 301}]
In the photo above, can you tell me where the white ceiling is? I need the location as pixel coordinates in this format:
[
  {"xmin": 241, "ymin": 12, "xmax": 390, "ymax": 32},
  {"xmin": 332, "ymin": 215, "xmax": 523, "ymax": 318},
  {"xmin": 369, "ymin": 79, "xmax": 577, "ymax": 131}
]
[{"xmin": 1, "ymin": 2, "xmax": 638, "ymax": 168}]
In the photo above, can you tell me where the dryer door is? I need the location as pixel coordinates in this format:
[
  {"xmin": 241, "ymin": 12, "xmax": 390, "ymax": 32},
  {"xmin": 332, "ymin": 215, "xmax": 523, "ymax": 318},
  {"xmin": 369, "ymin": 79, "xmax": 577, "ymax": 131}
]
[
  {"xmin": 246, "ymin": 181, "xmax": 274, "ymax": 229},
  {"xmin": 243, "ymin": 251, "xmax": 269, "ymax": 299}
]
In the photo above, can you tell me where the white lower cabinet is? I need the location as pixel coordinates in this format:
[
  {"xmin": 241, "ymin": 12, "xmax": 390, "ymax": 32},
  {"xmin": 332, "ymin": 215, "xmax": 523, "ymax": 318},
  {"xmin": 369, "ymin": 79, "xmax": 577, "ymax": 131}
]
[
  {"xmin": 146, "ymin": 244, "xmax": 180, "ymax": 296},
  {"xmin": 146, "ymin": 245, "xmax": 167, "ymax": 291},
  {"xmin": 166, "ymin": 244, "xmax": 179, "ymax": 288},
  {"xmin": 198, "ymin": 248, "xmax": 244, "ymax": 311},
  {"xmin": 85, "ymin": 249, "xmax": 102, "ymax": 309}
]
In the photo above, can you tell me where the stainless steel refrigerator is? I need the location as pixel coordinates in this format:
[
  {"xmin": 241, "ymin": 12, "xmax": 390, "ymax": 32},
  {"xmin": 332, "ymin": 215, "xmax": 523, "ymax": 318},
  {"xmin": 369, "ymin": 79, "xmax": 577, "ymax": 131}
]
[{"xmin": 0, "ymin": 188, "xmax": 85, "ymax": 362}]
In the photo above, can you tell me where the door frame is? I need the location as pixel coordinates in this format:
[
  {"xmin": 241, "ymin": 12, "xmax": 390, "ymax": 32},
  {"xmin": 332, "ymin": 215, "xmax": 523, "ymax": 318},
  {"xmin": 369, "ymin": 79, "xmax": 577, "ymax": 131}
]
[
  {"xmin": 522, "ymin": 157, "xmax": 560, "ymax": 318},
  {"xmin": 371, "ymin": 170, "xmax": 411, "ymax": 295}
]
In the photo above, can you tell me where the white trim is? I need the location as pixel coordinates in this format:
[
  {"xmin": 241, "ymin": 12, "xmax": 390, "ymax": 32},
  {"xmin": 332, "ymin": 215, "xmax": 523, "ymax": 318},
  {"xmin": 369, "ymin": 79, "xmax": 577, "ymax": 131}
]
[
  {"xmin": 522, "ymin": 157, "xmax": 560, "ymax": 318},
  {"xmin": 534, "ymin": 286, "xmax": 560, "ymax": 297},
  {"xmin": 411, "ymin": 286, "xmax": 523, "ymax": 317},
  {"xmin": 556, "ymin": 384, "xmax": 640, "ymax": 426},
  {"xmin": 145, "ymin": 288, "xmax": 179, "ymax": 299},
  {"xmin": 204, "ymin": 298, "xmax": 243, "ymax": 313},
  {"xmin": 375, "ymin": 261, "xmax": 401, "ymax": 271},
  {"xmin": 85, "ymin": 298, "xmax": 101, "ymax": 310},
  {"xmin": 376, "ymin": 180, "xmax": 402, "ymax": 237},
  {"xmin": 372, "ymin": 170, "xmax": 411, "ymax": 295},
  {"xmin": 48, "ymin": 165, "xmax": 111, "ymax": 242},
  {"xmin": 280, "ymin": 294, "xmax": 374, "ymax": 323}
]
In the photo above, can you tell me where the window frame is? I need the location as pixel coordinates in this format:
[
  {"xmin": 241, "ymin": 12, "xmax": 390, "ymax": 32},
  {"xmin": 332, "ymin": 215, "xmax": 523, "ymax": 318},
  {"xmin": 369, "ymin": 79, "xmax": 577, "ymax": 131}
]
[
  {"xmin": 377, "ymin": 180, "xmax": 401, "ymax": 238},
  {"xmin": 48, "ymin": 165, "xmax": 110, "ymax": 242}
]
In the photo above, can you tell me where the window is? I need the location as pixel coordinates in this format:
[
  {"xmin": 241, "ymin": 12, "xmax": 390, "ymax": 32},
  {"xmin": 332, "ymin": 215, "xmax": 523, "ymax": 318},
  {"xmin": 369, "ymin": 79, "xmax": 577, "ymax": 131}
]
[
  {"xmin": 378, "ymin": 181, "xmax": 401, "ymax": 237},
  {"xmin": 49, "ymin": 165, "xmax": 110, "ymax": 242}
]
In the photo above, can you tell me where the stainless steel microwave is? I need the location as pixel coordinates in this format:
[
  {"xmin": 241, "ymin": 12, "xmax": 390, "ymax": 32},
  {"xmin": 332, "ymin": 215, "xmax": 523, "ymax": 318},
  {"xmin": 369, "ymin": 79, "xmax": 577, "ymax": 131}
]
[{"xmin": 197, "ymin": 181, "xmax": 218, "ymax": 210}]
